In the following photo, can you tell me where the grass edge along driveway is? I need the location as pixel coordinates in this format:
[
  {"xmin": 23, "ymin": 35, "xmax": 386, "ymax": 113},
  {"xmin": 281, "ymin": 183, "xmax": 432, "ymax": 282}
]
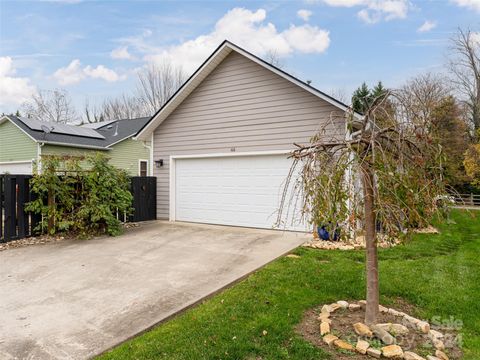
[{"xmin": 100, "ymin": 210, "xmax": 480, "ymax": 360}]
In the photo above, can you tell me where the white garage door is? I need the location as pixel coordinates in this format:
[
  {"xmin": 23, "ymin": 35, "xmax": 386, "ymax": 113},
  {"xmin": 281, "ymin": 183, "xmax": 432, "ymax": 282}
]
[
  {"xmin": 174, "ymin": 154, "xmax": 307, "ymax": 231},
  {"xmin": 0, "ymin": 161, "xmax": 32, "ymax": 175}
]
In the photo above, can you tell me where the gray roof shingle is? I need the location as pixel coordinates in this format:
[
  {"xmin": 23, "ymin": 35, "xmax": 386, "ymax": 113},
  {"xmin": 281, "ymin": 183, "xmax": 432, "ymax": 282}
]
[{"xmin": 6, "ymin": 116, "xmax": 151, "ymax": 149}]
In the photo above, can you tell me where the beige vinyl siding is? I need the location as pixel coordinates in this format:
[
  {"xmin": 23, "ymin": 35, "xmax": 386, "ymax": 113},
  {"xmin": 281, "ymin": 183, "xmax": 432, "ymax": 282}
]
[
  {"xmin": 0, "ymin": 120, "xmax": 37, "ymax": 162},
  {"xmin": 153, "ymin": 51, "xmax": 346, "ymax": 219},
  {"xmin": 108, "ymin": 138, "xmax": 150, "ymax": 176}
]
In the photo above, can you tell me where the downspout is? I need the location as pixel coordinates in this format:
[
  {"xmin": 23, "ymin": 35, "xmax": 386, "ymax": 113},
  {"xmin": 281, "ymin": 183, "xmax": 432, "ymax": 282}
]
[
  {"xmin": 37, "ymin": 142, "xmax": 44, "ymax": 174},
  {"xmin": 141, "ymin": 133, "xmax": 154, "ymax": 176}
]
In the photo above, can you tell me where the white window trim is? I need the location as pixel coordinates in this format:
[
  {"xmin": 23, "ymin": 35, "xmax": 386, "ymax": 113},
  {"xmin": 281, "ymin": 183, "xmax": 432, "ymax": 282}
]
[
  {"xmin": 138, "ymin": 159, "xmax": 149, "ymax": 177},
  {"xmin": 169, "ymin": 149, "xmax": 292, "ymax": 222}
]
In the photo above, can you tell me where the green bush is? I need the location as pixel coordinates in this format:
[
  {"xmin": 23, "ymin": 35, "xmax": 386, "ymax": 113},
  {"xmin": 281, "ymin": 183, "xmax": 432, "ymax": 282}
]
[{"xmin": 26, "ymin": 153, "xmax": 133, "ymax": 237}]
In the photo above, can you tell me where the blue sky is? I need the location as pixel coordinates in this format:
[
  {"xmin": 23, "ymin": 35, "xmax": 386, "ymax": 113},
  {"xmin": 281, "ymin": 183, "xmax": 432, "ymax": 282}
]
[{"xmin": 0, "ymin": 0, "xmax": 479, "ymax": 114}]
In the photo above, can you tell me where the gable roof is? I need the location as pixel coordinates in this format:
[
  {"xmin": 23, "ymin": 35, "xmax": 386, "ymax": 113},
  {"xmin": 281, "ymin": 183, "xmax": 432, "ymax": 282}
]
[
  {"xmin": 135, "ymin": 40, "xmax": 361, "ymax": 140},
  {"xmin": 0, "ymin": 115, "xmax": 150, "ymax": 150},
  {"xmin": 95, "ymin": 117, "xmax": 151, "ymax": 147}
]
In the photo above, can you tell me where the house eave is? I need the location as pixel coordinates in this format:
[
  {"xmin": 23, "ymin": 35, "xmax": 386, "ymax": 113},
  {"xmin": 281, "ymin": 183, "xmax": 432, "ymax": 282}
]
[{"xmin": 40, "ymin": 141, "xmax": 110, "ymax": 151}]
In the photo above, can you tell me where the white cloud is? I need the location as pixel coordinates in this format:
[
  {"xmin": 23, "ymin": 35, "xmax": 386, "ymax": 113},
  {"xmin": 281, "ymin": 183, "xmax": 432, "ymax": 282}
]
[
  {"xmin": 53, "ymin": 60, "xmax": 125, "ymax": 85},
  {"xmin": 357, "ymin": 8, "xmax": 379, "ymax": 23},
  {"xmin": 144, "ymin": 8, "xmax": 330, "ymax": 74},
  {"xmin": 451, "ymin": 0, "xmax": 480, "ymax": 12},
  {"xmin": 84, "ymin": 65, "xmax": 125, "ymax": 82},
  {"xmin": 417, "ymin": 20, "xmax": 437, "ymax": 33},
  {"xmin": 283, "ymin": 25, "xmax": 330, "ymax": 52},
  {"xmin": 110, "ymin": 46, "xmax": 134, "ymax": 60},
  {"xmin": 0, "ymin": 56, "xmax": 37, "ymax": 109},
  {"xmin": 53, "ymin": 59, "xmax": 85, "ymax": 85},
  {"xmin": 320, "ymin": 0, "xmax": 409, "ymax": 24},
  {"xmin": 322, "ymin": 0, "xmax": 364, "ymax": 5},
  {"xmin": 297, "ymin": 9, "xmax": 313, "ymax": 21}
]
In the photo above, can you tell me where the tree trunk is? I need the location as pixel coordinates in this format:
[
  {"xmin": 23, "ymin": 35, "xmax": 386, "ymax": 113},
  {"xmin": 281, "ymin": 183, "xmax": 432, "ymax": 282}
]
[{"xmin": 362, "ymin": 164, "xmax": 379, "ymax": 325}]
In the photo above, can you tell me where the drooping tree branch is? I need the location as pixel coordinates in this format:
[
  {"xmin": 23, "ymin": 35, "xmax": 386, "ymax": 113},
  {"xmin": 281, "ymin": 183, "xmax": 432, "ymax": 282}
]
[{"xmin": 278, "ymin": 90, "xmax": 446, "ymax": 324}]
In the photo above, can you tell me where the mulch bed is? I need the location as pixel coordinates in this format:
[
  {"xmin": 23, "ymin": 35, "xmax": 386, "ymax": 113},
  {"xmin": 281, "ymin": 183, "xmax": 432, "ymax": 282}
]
[{"xmin": 296, "ymin": 299, "xmax": 463, "ymax": 359}]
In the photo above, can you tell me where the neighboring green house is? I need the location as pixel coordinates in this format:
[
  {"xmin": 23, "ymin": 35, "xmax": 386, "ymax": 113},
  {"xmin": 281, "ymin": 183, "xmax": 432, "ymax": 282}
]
[{"xmin": 0, "ymin": 115, "xmax": 152, "ymax": 176}]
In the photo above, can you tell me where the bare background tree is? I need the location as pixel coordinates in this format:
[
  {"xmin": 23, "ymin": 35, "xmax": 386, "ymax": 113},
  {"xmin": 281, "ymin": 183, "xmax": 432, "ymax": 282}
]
[
  {"xmin": 448, "ymin": 28, "xmax": 480, "ymax": 135},
  {"xmin": 83, "ymin": 98, "xmax": 104, "ymax": 124},
  {"xmin": 328, "ymin": 88, "xmax": 349, "ymax": 104},
  {"xmin": 22, "ymin": 89, "xmax": 79, "ymax": 124},
  {"xmin": 136, "ymin": 60, "xmax": 186, "ymax": 116},
  {"xmin": 264, "ymin": 49, "xmax": 284, "ymax": 69},
  {"xmin": 83, "ymin": 94, "xmax": 146, "ymax": 123},
  {"xmin": 396, "ymin": 73, "xmax": 450, "ymax": 131},
  {"xmin": 21, "ymin": 60, "xmax": 186, "ymax": 124}
]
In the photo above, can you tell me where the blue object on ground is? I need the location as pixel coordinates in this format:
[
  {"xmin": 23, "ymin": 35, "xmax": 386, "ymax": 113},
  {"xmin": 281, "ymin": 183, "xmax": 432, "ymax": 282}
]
[{"xmin": 318, "ymin": 226, "xmax": 330, "ymax": 240}]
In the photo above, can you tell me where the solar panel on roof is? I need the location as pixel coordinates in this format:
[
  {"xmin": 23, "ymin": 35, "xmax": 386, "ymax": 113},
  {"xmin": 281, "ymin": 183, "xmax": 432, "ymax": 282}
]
[
  {"xmin": 81, "ymin": 120, "xmax": 117, "ymax": 129},
  {"xmin": 17, "ymin": 117, "xmax": 105, "ymax": 139}
]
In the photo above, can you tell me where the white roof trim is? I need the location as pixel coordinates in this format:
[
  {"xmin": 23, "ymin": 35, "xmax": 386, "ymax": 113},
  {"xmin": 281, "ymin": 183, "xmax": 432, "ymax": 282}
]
[
  {"xmin": 41, "ymin": 141, "xmax": 110, "ymax": 151},
  {"xmin": 135, "ymin": 41, "xmax": 360, "ymax": 140},
  {"xmin": 105, "ymin": 135, "xmax": 133, "ymax": 148}
]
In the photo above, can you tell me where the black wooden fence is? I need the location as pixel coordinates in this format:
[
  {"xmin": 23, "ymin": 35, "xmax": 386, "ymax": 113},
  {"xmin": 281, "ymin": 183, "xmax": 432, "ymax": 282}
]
[
  {"xmin": 130, "ymin": 176, "xmax": 157, "ymax": 222},
  {"xmin": 0, "ymin": 174, "xmax": 157, "ymax": 243}
]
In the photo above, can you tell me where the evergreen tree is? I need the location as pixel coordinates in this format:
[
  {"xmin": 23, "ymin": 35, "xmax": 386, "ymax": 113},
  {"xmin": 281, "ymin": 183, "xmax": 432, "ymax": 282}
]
[
  {"xmin": 352, "ymin": 82, "xmax": 371, "ymax": 114},
  {"xmin": 352, "ymin": 81, "xmax": 388, "ymax": 114}
]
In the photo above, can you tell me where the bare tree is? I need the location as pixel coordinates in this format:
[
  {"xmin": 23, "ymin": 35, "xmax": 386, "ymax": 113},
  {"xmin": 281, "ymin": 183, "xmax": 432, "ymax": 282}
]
[
  {"xmin": 100, "ymin": 94, "xmax": 147, "ymax": 121},
  {"xmin": 83, "ymin": 98, "xmax": 105, "ymax": 124},
  {"xmin": 136, "ymin": 61, "xmax": 186, "ymax": 116},
  {"xmin": 448, "ymin": 28, "xmax": 480, "ymax": 134},
  {"xmin": 396, "ymin": 73, "xmax": 450, "ymax": 132},
  {"xmin": 264, "ymin": 49, "xmax": 284, "ymax": 69},
  {"xmin": 279, "ymin": 92, "xmax": 445, "ymax": 325},
  {"xmin": 83, "ymin": 93, "xmax": 150, "ymax": 123},
  {"xmin": 328, "ymin": 88, "xmax": 350, "ymax": 105},
  {"xmin": 22, "ymin": 89, "xmax": 79, "ymax": 124}
]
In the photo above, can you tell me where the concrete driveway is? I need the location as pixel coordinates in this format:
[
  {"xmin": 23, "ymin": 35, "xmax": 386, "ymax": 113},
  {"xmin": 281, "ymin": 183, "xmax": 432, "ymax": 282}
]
[{"xmin": 0, "ymin": 221, "xmax": 308, "ymax": 360}]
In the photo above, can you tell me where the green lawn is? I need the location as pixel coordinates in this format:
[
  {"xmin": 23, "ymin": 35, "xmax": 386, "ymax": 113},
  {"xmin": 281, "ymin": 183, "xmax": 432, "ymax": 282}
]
[{"xmin": 100, "ymin": 210, "xmax": 480, "ymax": 360}]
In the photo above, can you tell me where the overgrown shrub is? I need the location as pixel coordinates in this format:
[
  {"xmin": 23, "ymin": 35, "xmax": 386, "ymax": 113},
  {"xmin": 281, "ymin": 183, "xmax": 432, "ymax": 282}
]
[{"xmin": 26, "ymin": 153, "xmax": 133, "ymax": 237}]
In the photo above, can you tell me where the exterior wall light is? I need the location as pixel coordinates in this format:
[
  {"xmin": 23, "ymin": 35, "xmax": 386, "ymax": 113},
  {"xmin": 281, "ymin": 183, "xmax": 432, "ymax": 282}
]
[{"xmin": 155, "ymin": 159, "xmax": 164, "ymax": 168}]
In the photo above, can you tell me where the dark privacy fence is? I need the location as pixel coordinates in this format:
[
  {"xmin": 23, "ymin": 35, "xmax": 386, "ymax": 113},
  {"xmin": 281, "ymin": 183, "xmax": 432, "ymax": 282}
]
[{"xmin": 0, "ymin": 175, "xmax": 156, "ymax": 243}]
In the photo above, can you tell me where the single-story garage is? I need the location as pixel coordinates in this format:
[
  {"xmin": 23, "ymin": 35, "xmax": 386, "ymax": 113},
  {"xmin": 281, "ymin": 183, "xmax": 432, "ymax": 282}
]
[{"xmin": 136, "ymin": 40, "xmax": 356, "ymax": 231}]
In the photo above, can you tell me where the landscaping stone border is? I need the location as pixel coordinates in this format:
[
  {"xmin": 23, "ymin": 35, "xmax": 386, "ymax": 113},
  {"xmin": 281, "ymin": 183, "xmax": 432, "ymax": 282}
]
[
  {"xmin": 303, "ymin": 226, "xmax": 438, "ymax": 251},
  {"xmin": 318, "ymin": 300, "xmax": 451, "ymax": 360}
]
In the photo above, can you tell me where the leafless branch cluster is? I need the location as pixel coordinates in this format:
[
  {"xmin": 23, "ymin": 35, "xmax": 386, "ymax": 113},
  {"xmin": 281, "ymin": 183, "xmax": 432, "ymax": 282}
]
[
  {"xmin": 83, "ymin": 60, "xmax": 186, "ymax": 123},
  {"xmin": 22, "ymin": 89, "xmax": 79, "ymax": 124},
  {"xmin": 136, "ymin": 62, "xmax": 185, "ymax": 116},
  {"xmin": 448, "ymin": 28, "xmax": 480, "ymax": 132},
  {"xmin": 22, "ymin": 60, "xmax": 186, "ymax": 124},
  {"xmin": 395, "ymin": 73, "xmax": 450, "ymax": 131}
]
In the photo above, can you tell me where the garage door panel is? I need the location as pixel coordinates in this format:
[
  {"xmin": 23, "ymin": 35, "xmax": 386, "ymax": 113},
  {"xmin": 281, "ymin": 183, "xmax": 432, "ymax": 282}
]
[{"xmin": 175, "ymin": 154, "xmax": 306, "ymax": 231}]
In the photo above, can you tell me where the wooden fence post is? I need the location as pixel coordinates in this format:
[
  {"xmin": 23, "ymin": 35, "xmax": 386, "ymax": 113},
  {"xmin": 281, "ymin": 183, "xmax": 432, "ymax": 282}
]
[{"xmin": 4, "ymin": 175, "xmax": 16, "ymax": 241}]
